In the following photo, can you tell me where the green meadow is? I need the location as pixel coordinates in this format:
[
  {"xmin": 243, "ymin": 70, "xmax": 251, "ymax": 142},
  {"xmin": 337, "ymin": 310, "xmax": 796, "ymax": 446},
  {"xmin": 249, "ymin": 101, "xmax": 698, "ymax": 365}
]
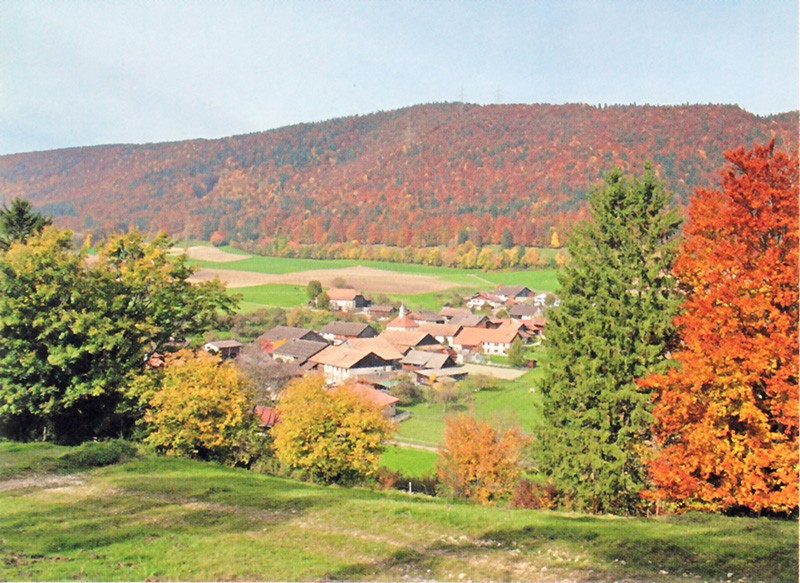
[
  {"xmin": 394, "ymin": 368, "xmax": 544, "ymax": 449},
  {"xmin": 184, "ymin": 244, "xmax": 560, "ymax": 312},
  {"xmin": 1, "ymin": 442, "xmax": 795, "ymax": 582}
]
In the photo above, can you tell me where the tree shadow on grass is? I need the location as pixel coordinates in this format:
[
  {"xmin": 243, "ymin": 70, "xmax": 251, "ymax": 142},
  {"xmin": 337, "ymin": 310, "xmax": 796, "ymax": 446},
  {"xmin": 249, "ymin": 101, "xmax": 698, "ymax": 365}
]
[{"xmin": 476, "ymin": 513, "xmax": 798, "ymax": 583}]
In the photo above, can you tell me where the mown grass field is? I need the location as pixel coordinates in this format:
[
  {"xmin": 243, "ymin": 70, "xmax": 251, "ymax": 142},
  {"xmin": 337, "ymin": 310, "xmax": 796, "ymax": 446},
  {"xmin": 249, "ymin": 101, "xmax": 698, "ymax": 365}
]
[
  {"xmin": 395, "ymin": 368, "xmax": 545, "ymax": 450},
  {"xmin": 380, "ymin": 446, "xmax": 438, "ymax": 477},
  {"xmin": 1, "ymin": 442, "xmax": 795, "ymax": 582}
]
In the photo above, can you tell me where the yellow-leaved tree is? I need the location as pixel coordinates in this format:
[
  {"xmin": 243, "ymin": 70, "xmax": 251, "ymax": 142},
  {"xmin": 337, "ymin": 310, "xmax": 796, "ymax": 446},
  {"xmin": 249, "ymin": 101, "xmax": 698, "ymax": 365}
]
[
  {"xmin": 272, "ymin": 375, "xmax": 393, "ymax": 484},
  {"xmin": 144, "ymin": 350, "xmax": 259, "ymax": 465}
]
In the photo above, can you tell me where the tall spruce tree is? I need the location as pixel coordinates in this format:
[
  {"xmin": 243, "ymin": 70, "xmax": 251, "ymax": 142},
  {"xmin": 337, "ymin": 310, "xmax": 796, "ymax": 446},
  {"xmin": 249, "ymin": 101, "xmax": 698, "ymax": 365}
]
[{"xmin": 538, "ymin": 165, "xmax": 681, "ymax": 514}]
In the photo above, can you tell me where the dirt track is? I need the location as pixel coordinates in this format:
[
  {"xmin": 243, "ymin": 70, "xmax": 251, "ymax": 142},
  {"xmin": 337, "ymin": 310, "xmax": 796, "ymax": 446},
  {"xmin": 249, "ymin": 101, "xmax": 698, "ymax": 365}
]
[{"xmin": 189, "ymin": 265, "xmax": 456, "ymax": 295}]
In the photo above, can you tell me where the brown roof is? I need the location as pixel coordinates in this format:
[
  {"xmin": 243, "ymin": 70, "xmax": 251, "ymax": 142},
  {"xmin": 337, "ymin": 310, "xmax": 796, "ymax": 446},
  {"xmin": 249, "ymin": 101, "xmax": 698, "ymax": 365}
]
[
  {"xmin": 453, "ymin": 326, "xmax": 521, "ymax": 347},
  {"xmin": 345, "ymin": 338, "xmax": 405, "ymax": 361},
  {"xmin": 273, "ymin": 338, "xmax": 329, "ymax": 360},
  {"xmin": 417, "ymin": 323, "xmax": 462, "ymax": 338},
  {"xmin": 254, "ymin": 405, "xmax": 280, "ymax": 427},
  {"xmin": 449, "ymin": 314, "xmax": 490, "ymax": 327},
  {"xmin": 378, "ymin": 330, "xmax": 440, "ymax": 352},
  {"xmin": 408, "ymin": 309, "xmax": 443, "ymax": 323},
  {"xmin": 509, "ymin": 304, "xmax": 539, "ymax": 317},
  {"xmin": 401, "ymin": 350, "xmax": 456, "ymax": 369},
  {"xmin": 439, "ymin": 307, "xmax": 472, "ymax": 319},
  {"xmin": 320, "ymin": 321, "xmax": 377, "ymax": 338},
  {"xmin": 309, "ymin": 345, "xmax": 388, "ymax": 369}
]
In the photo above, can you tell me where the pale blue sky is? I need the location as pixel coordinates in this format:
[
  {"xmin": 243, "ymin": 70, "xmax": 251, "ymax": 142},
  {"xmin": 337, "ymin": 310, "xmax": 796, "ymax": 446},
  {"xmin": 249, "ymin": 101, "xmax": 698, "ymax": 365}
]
[{"xmin": 1, "ymin": 1, "xmax": 797, "ymax": 155}]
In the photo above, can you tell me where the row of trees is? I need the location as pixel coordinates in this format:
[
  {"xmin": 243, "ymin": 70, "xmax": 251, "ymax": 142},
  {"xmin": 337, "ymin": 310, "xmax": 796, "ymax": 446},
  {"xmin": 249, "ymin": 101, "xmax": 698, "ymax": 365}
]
[
  {"xmin": 540, "ymin": 142, "xmax": 797, "ymax": 515},
  {"xmin": 236, "ymin": 238, "xmax": 566, "ymax": 270}
]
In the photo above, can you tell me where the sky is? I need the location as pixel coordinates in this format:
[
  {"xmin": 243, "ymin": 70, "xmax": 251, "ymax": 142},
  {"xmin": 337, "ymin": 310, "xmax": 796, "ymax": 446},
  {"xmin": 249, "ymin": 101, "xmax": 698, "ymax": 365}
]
[{"xmin": 1, "ymin": 0, "xmax": 797, "ymax": 155}]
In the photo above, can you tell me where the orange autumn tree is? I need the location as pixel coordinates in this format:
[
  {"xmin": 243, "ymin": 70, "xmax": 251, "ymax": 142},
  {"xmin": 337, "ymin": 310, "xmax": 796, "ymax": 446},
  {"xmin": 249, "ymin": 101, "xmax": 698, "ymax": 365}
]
[
  {"xmin": 437, "ymin": 415, "xmax": 529, "ymax": 505},
  {"xmin": 639, "ymin": 141, "xmax": 798, "ymax": 513}
]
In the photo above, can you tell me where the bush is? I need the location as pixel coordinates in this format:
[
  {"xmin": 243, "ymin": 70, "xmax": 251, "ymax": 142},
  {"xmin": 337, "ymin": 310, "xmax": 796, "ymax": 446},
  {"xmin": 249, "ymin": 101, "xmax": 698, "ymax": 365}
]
[
  {"xmin": 58, "ymin": 439, "xmax": 139, "ymax": 469},
  {"xmin": 510, "ymin": 479, "xmax": 559, "ymax": 510}
]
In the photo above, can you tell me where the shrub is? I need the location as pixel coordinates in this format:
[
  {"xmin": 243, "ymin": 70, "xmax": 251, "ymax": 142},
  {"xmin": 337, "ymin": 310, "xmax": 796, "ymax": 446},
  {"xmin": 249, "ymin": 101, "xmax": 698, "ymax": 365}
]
[
  {"xmin": 58, "ymin": 439, "xmax": 139, "ymax": 469},
  {"xmin": 438, "ymin": 415, "xmax": 530, "ymax": 504},
  {"xmin": 511, "ymin": 479, "xmax": 559, "ymax": 510}
]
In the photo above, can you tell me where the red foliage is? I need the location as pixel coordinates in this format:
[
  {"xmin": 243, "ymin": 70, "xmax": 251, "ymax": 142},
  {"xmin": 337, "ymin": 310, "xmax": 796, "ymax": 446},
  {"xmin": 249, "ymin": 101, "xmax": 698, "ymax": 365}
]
[
  {"xmin": 639, "ymin": 142, "xmax": 799, "ymax": 513},
  {"xmin": 0, "ymin": 104, "xmax": 796, "ymax": 247}
]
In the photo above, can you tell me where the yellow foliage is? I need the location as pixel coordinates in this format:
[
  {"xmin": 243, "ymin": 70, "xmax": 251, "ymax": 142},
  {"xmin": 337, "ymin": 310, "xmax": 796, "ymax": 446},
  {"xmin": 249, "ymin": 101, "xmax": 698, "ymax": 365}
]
[
  {"xmin": 272, "ymin": 376, "xmax": 394, "ymax": 483},
  {"xmin": 144, "ymin": 350, "xmax": 256, "ymax": 464}
]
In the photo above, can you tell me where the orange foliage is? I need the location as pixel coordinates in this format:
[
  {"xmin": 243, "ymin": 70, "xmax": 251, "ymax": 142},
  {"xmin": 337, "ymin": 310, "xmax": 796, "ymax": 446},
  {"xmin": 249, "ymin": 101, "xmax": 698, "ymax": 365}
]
[
  {"xmin": 0, "ymin": 104, "xmax": 796, "ymax": 248},
  {"xmin": 639, "ymin": 142, "xmax": 799, "ymax": 513},
  {"xmin": 437, "ymin": 415, "xmax": 529, "ymax": 504}
]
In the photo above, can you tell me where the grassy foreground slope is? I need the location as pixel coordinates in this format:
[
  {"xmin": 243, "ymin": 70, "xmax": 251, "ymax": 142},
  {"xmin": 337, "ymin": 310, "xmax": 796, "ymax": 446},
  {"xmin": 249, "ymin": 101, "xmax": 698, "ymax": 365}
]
[{"xmin": 1, "ymin": 443, "xmax": 795, "ymax": 582}]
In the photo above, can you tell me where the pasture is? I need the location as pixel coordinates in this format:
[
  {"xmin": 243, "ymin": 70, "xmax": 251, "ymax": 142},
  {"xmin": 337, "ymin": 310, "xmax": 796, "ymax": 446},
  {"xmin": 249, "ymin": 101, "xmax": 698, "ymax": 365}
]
[{"xmin": 1, "ymin": 442, "xmax": 795, "ymax": 582}]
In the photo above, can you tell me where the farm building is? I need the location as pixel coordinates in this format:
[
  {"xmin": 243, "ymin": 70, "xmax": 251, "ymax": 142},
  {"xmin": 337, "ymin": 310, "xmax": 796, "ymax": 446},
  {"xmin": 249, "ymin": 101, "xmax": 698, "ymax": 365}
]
[
  {"xmin": 327, "ymin": 288, "xmax": 370, "ymax": 312},
  {"xmin": 320, "ymin": 321, "xmax": 378, "ymax": 343},
  {"xmin": 309, "ymin": 346, "xmax": 394, "ymax": 384},
  {"xmin": 203, "ymin": 339, "xmax": 244, "ymax": 360}
]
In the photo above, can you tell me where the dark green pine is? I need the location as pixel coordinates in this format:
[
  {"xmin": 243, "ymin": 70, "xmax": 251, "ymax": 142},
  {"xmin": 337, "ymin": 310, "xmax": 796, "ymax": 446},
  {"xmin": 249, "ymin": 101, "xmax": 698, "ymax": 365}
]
[{"xmin": 538, "ymin": 165, "xmax": 682, "ymax": 514}]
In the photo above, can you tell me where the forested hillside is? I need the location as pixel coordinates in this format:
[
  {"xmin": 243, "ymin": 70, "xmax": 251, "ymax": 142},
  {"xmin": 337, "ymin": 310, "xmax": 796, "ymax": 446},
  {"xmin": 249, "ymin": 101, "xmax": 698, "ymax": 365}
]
[{"xmin": 0, "ymin": 103, "xmax": 795, "ymax": 246}]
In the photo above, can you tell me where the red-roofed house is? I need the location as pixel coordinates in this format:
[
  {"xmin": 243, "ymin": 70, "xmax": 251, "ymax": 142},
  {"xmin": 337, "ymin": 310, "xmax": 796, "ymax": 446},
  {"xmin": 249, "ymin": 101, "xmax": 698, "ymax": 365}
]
[
  {"xmin": 343, "ymin": 383, "xmax": 400, "ymax": 418},
  {"xmin": 452, "ymin": 325, "xmax": 522, "ymax": 357},
  {"xmin": 386, "ymin": 314, "xmax": 420, "ymax": 331}
]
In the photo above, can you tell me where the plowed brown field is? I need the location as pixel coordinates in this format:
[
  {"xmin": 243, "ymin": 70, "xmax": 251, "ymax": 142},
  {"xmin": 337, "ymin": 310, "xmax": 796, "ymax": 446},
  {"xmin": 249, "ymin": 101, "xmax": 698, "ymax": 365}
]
[{"xmin": 189, "ymin": 265, "xmax": 454, "ymax": 294}]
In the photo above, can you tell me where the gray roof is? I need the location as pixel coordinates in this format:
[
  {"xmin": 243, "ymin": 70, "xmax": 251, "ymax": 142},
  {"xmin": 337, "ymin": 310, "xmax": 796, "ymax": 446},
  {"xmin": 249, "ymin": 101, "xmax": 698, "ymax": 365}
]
[
  {"xmin": 401, "ymin": 350, "xmax": 455, "ymax": 369},
  {"xmin": 449, "ymin": 314, "xmax": 489, "ymax": 328},
  {"xmin": 409, "ymin": 309, "xmax": 443, "ymax": 323},
  {"xmin": 509, "ymin": 304, "xmax": 539, "ymax": 317},
  {"xmin": 273, "ymin": 339, "xmax": 329, "ymax": 361},
  {"xmin": 205, "ymin": 339, "xmax": 243, "ymax": 349},
  {"xmin": 320, "ymin": 321, "xmax": 377, "ymax": 337}
]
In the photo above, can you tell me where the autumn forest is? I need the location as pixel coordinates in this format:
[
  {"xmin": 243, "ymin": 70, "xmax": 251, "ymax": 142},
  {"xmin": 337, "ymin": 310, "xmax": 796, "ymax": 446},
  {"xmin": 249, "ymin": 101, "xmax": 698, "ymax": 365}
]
[{"xmin": 0, "ymin": 103, "xmax": 796, "ymax": 249}]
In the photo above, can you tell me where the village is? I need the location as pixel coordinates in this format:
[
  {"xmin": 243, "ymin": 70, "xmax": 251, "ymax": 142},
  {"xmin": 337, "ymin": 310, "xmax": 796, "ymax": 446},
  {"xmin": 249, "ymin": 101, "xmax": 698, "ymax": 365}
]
[{"xmin": 204, "ymin": 284, "xmax": 557, "ymax": 428}]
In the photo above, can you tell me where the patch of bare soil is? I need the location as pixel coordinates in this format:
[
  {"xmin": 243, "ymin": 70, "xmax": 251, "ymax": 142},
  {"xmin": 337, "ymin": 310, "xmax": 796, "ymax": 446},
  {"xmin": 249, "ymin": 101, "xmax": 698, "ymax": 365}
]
[
  {"xmin": 0, "ymin": 473, "xmax": 85, "ymax": 491},
  {"xmin": 181, "ymin": 246, "xmax": 251, "ymax": 262},
  {"xmin": 189, "ymin": 265, "xmax": 455, "ymax": 295},
  {"xmin": 460, "ymin": 363, "xmax": 527, "ymax": 380}
]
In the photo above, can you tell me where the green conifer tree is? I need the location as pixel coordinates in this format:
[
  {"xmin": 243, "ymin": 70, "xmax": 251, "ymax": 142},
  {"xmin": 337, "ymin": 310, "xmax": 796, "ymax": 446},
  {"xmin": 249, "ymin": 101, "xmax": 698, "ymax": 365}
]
[
  {"xmin": 0, "ymin": 198, "xmax": 52, "ymax": 251},
  {"xmin": 538, "ymin": 165, "xmax": 681, "ymax": 514}
]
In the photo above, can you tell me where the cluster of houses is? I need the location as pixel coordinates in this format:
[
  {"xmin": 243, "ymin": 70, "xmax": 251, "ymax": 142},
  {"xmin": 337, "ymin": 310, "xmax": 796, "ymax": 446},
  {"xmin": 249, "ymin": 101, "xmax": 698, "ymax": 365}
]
[
  {"xmin": 204, "ymin": 285, "xmax": 554, "ymax": 426},
  {"xmin": 324, "ymin": 285, "xmax": 556, "ymax": 321}
]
